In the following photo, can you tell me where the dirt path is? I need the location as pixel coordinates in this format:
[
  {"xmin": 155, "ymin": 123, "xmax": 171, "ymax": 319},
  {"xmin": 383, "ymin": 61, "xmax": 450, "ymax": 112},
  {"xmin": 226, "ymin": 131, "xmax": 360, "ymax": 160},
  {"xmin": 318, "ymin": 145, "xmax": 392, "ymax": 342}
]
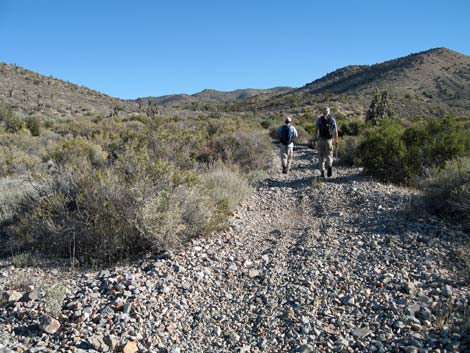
[{"xmin": 1, "ymin": 146, "xmax": 469, "ymax": 353}]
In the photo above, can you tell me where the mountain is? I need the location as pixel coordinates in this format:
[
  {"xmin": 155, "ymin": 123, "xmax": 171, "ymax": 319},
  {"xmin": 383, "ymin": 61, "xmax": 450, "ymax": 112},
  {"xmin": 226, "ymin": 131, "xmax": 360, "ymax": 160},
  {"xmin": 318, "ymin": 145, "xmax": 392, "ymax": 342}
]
[
  {"xmin": 143, "ymin": 87, "xmax": 293, "ymax": 108},
  {"xmin": 303, "ymin": 48, "xmax": 470, "ymax": 101},
  {"xmin": 0, "ymin": 63, "xmax": 139, "ymax": 119},
  {"xmin": 288, "ymin": 48, "xmax": 470, "ymax": 117}
]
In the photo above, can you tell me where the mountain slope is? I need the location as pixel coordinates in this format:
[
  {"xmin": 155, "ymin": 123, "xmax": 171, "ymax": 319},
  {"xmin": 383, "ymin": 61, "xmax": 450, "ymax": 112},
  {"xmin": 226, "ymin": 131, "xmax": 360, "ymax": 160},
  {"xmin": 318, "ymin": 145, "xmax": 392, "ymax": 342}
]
[
  {"xmin": 304, "ymin": 48, "xmax": 470, "ymax": 102},
  {"xmin": 0, "ymin": 63, "xmax": 139, "ymax": 119},
  {"xmin": 242, "ymin": 48, "xmax": 470, "ymax": 118}
]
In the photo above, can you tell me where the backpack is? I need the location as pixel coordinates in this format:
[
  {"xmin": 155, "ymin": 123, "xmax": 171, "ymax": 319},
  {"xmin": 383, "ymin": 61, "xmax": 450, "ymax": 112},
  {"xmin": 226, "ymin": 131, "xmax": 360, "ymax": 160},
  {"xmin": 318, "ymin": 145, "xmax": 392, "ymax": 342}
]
[
  {"xmin": 280, "ymin": 125, "xmax": 295, "ymax": 145},
  {"xmin": 318, "ymin": 116, "xmax": 335, "ymax": 139}
]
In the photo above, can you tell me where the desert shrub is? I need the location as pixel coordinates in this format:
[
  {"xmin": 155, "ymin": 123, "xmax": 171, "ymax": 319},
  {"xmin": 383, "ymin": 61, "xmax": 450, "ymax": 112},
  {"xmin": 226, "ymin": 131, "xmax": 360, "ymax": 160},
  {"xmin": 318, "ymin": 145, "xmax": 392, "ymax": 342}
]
[
  {"xmin": 357, "ymin": 118, "xmax": 407, "ymax": 183},
  {"xmin": 295, "ymin": 125, "xmax": 310, "ymax": 144},
  {"xmin": 336, "ymin": 136, "xmax": 360, "ymax": 166},
  {"xmin": 0, "ymin": 146, "xmax": 42, "ymax": 177},
  {"xmin": 423, "ymin": 157, "xmax": 470, "ymax": 229},
  {"xmin": 127, "ymin": 114, "xmax": 149, "ymax": 124},
  {"xmin": 4, "ymin": 112, "xmax": 23, "ymax": 133},
  {"xmin": 402, "ymin": 117, "xmax": 467, "ymax": 178},
  {"xmin": 357, "ymin": 117, "xmax": 470, "ymax": 183},
  {"xmin": 26, "ymin": 116, "xmax": 41, "ymax": 136},
  {"xmin": 4, "ymin": 165, "xmax": 222, "ymax": 264},
  {"xmin": 47, "ymin": 137, "xmax": 108, "ymax": 168},
  {"xmin": 43, "ymin": 283, "xmax": 67, "ymax": 317},
  {"xmin": 210, "ymin": 129, "xmax": 272, "ymax": 172},
  {"xmin": 10, "ymin": 252, "xmax": 38, "ymax": 267},
  {"xmin": 201, "ymin": 164, "xmax": 252, "ymax": 228},
  {"xmin": 339, "ymin": 119, "xmax": 364, "ymax": 136},
  {"xmin": 260, "ymin": 118, "xmax": 274, "ymax": 129}
]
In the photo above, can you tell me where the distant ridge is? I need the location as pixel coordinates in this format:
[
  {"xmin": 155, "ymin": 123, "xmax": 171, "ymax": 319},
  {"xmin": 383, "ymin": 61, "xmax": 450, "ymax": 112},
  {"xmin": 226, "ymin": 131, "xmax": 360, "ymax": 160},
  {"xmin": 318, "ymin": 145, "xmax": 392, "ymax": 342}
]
[{"xmin": 143, "ymin": 87, "xmax": 293, "ymax": 108}]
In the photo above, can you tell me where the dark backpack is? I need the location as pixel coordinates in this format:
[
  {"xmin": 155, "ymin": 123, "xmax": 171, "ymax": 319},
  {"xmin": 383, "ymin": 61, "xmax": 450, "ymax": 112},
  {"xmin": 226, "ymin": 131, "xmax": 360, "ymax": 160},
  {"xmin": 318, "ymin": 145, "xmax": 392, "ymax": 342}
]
[
  {"xmin": 319, "ymin": 116, "xmax": 336, "ymax": 139},
  {"xmin": 280, "ymin": 125, "xmax": 295, "ymax": 145}
]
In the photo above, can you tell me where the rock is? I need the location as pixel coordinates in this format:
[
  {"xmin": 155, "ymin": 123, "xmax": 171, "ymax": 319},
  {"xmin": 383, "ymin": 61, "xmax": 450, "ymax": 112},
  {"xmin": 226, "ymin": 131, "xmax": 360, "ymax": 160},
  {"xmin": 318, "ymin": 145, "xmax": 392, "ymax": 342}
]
[
  {"xmin": 248, "ymin": 269, "xmax": 261, "ymax": 278},
  {"xmin": 3, "ymin": 290, "xmax": 22, "ymax": 302},
  {"xmin": 341, "ymin": 295, "xmax": 355, "ymax": 306},
  {"xmin": 401, "ymin": 347, "xmax": 418, "ymax": 353},
  {"xmin": 441, "ymin": 285, "xmax": 453, "ymax": 298},
  {"xmin": 122, "ymin": 341, "xmax": 138, "ymax": 353},
  {"xmin": 101, "ymin": 306, "xmax": 115, "ymax": 317},
  {"xmin": 89, "ymin": 335, "xmax": 109, "ymax": 352},
  {"xmin": 104, "ymin": 335, "xmax": 120, "ymax": 351},
  {"xmin": 39, "ymin": 315, "xmax": 61, "ymax": 334},
  {"xmin": 416, "ymin": 306, "xmax": 432, "ymax": 321},
  {"xmin": 403, "ymin": 281, "xmax": 416, "ymax": 294},
  {"xmin": 22, "ymin": 289, "xmax": 39, "ymax": 302},
  {"xmin": 123, "ymin": 303, "xmax": 132, "ymax": 314},
  {"xmin": 352, "ymin": 327, "xmax": 372, "ymax": 339},
  {"xmin": 291, "ymin": 344, "xmax": 314, "ymax": 353}
]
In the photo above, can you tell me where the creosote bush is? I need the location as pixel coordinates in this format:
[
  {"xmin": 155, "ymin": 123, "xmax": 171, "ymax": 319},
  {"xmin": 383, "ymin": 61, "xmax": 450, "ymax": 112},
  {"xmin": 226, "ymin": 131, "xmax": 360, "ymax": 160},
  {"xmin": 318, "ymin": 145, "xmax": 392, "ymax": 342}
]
[{"xmin": 357, "ymin": 117, "xmax": 470, "ymax": 184}]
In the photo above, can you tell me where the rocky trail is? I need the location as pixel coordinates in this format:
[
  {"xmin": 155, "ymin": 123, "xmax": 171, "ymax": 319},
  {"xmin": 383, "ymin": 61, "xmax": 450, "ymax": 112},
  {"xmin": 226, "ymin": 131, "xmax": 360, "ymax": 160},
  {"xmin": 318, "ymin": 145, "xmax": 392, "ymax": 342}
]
[{"xmin": 1, "ymin": 146, "xmax": 469, "ymax": 353}]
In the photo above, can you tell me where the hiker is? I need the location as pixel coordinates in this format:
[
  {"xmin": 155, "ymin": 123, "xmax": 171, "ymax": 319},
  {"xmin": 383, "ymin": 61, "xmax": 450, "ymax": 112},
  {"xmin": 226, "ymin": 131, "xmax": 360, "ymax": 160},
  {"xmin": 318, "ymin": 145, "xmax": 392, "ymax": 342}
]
[
  {"xmin": 276, "ymin": 117, "xmax": 298, "ymax": 174},
  {"xmin": 313, "ymin": 107, "xmax": 339, "ymax": 177}
]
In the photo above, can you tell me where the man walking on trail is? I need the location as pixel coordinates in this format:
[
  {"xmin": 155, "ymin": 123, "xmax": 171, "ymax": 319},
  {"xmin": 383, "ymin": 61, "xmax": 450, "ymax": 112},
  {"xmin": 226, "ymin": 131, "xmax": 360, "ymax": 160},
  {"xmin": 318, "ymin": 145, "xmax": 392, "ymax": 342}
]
[
  {"xmin": 276, "ymin": 117, "xmax": 298, "ymax": 174},
  {"xmin": 314, "ymin": 107, "xmax": 339, "ymax": 178}
]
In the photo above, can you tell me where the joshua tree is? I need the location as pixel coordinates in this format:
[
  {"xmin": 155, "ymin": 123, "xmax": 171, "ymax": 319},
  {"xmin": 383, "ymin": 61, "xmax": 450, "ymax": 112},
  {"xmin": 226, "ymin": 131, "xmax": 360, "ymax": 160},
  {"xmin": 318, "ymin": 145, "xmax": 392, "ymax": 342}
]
[{"xmin": 366, "ymin": 88, "xmax": 391, "ymax": 123}]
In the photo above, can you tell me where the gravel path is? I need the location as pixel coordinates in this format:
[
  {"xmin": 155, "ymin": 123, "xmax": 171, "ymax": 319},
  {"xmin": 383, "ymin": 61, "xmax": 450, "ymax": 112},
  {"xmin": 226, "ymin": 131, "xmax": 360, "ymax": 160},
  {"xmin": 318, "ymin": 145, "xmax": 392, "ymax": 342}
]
[{"xmin": 1, "ymin": 146, "xmax": 469, "ymax": 353}]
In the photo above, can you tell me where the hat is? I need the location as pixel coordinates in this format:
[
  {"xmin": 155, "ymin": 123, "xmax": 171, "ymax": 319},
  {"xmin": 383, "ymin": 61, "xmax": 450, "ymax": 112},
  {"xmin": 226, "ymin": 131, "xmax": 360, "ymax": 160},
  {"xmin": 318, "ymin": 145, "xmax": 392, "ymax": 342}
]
[{"xmin": 285, "ymin": 116, "xmax": 292, "ymax": 123}]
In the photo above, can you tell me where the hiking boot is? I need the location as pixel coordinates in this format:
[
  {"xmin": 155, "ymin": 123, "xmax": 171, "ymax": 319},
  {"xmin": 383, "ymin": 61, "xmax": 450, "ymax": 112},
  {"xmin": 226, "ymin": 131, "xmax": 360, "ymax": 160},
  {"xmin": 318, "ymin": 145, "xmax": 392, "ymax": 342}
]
[
  {"xmin": 282, "ymin": 167, "xmax": 287, "ymax": 174},
  {"xmin": 327, "ymin": 167, "xmax": 332, "ymax": 177},
  {"xmin": 320, "ymin": 171, "xmax": 325, "ymax": 178}
]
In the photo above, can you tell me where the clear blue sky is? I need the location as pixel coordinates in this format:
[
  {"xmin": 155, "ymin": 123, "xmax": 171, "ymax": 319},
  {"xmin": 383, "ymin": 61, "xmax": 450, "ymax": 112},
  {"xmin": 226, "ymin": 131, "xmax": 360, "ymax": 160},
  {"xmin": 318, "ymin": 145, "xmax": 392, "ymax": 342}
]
[{"xmin": 1, "ymin": 0, "xmax": 469, "ymax": 99}]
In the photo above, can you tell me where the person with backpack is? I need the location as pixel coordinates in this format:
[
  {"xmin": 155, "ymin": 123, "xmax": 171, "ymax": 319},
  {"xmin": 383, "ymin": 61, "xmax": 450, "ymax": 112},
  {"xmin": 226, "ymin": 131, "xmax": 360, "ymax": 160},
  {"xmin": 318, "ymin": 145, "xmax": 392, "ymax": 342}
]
[
  {"xmin": 276, "ymin": 117, "xmax": 298, "ymax": 174},
  {"xmin": 313, "ymin": 107, "xmax": 339, "ymax": 177}
]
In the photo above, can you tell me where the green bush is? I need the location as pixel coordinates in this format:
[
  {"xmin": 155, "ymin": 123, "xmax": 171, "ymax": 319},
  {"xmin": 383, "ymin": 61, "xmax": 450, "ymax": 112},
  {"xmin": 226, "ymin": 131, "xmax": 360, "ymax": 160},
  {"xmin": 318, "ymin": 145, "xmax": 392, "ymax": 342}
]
[
  {"xmin": 357, "ymin": 117, "xmax": 470, "ymax": 184},
  {"xmin": 339, "ymin": 119, "xmax": 364, "ymax": 136},
  {"xmin": 357, "ymin": 118, "xmax": 407, "ymax": 183}
]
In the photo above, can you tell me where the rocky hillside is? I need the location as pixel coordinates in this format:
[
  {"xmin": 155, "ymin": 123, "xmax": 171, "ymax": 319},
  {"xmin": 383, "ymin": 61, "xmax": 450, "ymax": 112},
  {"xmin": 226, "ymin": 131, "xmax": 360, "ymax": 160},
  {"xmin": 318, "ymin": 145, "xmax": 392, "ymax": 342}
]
[
  {"xmin": 1, "ymin": 147, "xmax": 469, "ymax": 352},
  {"xmin": 0, "ymin": 63, "xmax": 140, "ymax": 120},
  {"xmin": 303, "ymin": 48, "xmax": 470, "ymax": 103}
]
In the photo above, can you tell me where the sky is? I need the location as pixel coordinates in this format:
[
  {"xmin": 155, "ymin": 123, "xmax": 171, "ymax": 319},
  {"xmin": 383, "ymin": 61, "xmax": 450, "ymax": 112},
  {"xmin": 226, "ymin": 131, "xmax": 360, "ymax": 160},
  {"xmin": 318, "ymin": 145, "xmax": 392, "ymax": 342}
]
[{"xmin": 1, "ymin": 0, "xmax": 469, "ymax": 99}]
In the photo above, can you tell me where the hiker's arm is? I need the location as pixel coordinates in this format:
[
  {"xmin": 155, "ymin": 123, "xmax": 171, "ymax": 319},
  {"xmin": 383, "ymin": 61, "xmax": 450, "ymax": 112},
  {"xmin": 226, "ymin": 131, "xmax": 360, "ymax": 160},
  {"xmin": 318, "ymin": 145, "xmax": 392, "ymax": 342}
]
[{"xmin": 312, "ymin": 127, "xmax": 318, "ymax": 147}]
